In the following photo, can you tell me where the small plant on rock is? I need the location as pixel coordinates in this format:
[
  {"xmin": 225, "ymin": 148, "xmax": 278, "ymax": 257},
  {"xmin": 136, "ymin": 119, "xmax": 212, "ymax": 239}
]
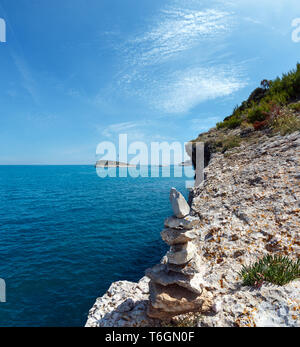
[{"xmin": 240, "ymin": 254, "xmax": 300, "ymax": 287}]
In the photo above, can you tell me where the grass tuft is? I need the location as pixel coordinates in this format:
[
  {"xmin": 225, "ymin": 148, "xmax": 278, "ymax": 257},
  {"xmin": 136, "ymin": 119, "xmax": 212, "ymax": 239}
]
[{"xmin": 240, "ymin": 254, "xmax": 300, "ymax": 287}]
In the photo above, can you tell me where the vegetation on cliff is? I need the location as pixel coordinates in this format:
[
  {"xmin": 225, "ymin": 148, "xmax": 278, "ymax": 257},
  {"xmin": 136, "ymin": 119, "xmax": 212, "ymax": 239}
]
[
  {"xmin": 217, "ymin": 63, "xmax": 300, "ymax": 132},
  {"xmin": 240, "ymin": 255, "xmax": 300, "ymax": 288},
  {"xmin": 192, "ymin": 64, "xmax": 300, "ymax": 155}
]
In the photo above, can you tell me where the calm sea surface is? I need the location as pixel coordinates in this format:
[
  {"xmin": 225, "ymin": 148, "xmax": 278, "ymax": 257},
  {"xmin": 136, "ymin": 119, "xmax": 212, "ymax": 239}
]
[{"xmin": 0, "ymin": 165, "xmax": 193, "ymax": 326}]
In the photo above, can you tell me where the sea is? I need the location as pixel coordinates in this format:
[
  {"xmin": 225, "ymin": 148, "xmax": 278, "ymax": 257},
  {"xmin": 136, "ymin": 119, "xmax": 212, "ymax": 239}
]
[{"xmin": 0, "ymin": 165, "xmax": 194, "ymax": 326}]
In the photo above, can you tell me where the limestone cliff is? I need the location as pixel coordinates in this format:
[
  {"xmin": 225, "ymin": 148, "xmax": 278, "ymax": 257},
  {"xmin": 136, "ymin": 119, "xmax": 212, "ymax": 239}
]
[{"xmin": 86, "ymin": 129, "xmax": 300, "ymax": 327}]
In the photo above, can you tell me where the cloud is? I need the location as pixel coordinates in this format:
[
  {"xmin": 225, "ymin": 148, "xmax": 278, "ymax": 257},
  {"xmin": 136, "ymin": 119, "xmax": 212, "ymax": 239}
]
[
  {"xmin": 130, "ymin": 65, "xmax": 246, "ymax": 114},
  {"xmin": 219, "ymin": 0, "xmax": 300, "ymax": 31},
  {"xmin": 101, "ymin": 121, "xmax": 145, "ymax": 138},
  {"xmin": 161, "ymin": 66, "xmax": 246, "ymax": 113},
  {"xmin": 11, "ymin": 53, "xmax": 40, "ymax": 104},
  {"xmin": 106, "ymin": 1, "xmax": 247, "ymax": 115},
  {"xmin": 123, "ymin": 7, "xmax": 233, "ymax": 67},
  {"xmin": 100, "ymin": 120, "xmax": 177, "ymax": 142}
]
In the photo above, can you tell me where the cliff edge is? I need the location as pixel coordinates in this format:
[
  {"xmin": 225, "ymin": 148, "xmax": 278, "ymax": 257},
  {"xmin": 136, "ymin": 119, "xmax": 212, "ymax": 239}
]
[
  {"xmin": 86, "ymin": 130, "xmax": 300, "ymax": 327},
  {"xmin": 86, "ymin": 66, "xmax": 300, "ymax": 327}
]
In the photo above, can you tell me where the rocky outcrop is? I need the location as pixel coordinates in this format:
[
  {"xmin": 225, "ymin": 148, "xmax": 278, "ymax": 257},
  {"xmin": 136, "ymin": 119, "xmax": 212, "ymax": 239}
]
[
  {"xmin": 85, "ymin": 277, "xmax": 160, "ymax": 327},
  {"xmin": 86, "ymin": 131, "xmax": 300, "ymax": 327}
]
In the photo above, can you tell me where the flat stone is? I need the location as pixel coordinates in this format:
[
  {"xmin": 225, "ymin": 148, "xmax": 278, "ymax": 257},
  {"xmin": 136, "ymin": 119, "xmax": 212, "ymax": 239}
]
[
  {"xmin": 161, "ymin": 228, "xmax": 199, "ymax": 245},
  {"xmin": 145, "ymin": 264, "xmax": 203, "ymax": 294},
  {"xmin": 167, "ymin": 256, "xmax": 204, "ymax": 276},
  {"xmin": 166, "ymin": 242, "xmax": 196, "ymax": 265},
  {"xmin": 164, "ymin": 215, "xmax": 200, "ymax": 230},
  {"xmin": 169, "ymin": 188, "xmax": 190, "ymax": 218},
  {"xmin": 147, "ymin": 282, "xmax": 213, "ymax": 319}
]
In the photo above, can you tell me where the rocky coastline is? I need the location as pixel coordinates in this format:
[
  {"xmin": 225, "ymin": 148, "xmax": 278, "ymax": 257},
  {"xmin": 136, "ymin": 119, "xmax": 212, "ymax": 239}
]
[{"xmin": 86, "ymin": 130, "xmax": 300, "ymax": 327}]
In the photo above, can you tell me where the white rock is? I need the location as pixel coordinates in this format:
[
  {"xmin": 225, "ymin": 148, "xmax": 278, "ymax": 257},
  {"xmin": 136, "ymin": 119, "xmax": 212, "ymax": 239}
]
[
  {"xmin": 148, "ymin": 282, "xmax": 213, "ymax": 319},
  {"xmin": 161, "ymin": 228, "xmax": 199, "ymax": 245},
  {"xmin": 167, "ymin": 256, "xmax": 204, "ymax": 276},
  {"xmin": 167, "ymin": 242, "xmax": 196, "ymax": 265},
  {"xmin": 212, "ymin": 300, "xmax": 222, "ymax": 313},
  {"xmin": 145, "ymin": 264, "xmax": 203, "ymax": 294},
  {"xmin": 164, "ymin": 215, "xmax": 200, "ymax": 230},
  {"xmin": 169, "ymin": 188, "xmax": 190, "ymax": 218}
]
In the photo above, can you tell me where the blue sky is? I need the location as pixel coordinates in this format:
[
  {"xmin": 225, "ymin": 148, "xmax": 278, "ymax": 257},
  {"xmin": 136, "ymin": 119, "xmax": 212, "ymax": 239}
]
[{"xmin": 0, "ymin": 0, "xmax": 300, "ymax": 164}]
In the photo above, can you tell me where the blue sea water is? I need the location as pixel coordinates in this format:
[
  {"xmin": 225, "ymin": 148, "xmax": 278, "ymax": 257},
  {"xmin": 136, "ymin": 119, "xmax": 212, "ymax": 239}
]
[{"xmin": 0, "ymin": 165, "xmax": 193, "ymax": 327}]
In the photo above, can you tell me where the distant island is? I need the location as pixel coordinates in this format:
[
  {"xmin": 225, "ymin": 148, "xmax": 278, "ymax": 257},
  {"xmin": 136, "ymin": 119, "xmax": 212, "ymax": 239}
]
[{"xmin": 95, "ymin": 160, "xmax": 136, "ymax": 168}]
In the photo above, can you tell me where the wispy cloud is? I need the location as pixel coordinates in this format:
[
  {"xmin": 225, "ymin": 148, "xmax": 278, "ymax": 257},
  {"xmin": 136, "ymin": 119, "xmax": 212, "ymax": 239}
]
[
  {"xmin": 100, "ymin": 120, "xmax": 177, "ymax": 142},
  {"xmin": 123, "ymin": 7, "xmax": 233, "ymax": 67},
  {"xmin": 161, "ymin": 66, "xmax": 246, "ymax": 113},
  {"xmin": 127, "ymin": 65, "xmax": 246, "ymax": 114},
  {"xmin": 11, "ymin": 53, "xmax": 40, "ymax": 104},
  {"xmin": 101, "ymin": 121, "xmax": 145, "ymax": 138},
  {"xmin": 108, "ymin": 1, "xmax": 246, "ymax": 115}
]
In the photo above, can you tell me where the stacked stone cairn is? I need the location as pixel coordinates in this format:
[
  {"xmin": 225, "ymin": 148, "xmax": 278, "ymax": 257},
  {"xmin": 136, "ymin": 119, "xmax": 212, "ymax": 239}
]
[{"xmin": 146, "ymin": 188, "xmax": 213, "ymax": 319}]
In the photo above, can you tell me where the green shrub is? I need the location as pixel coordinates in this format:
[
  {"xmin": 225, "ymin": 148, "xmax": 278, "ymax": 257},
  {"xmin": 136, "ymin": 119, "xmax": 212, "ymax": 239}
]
[
  {"xmin": 219, "ymin": 63, "xmax": 300, "ymax": 129},
  {"xmin": 247, "ymin": 87, "xmax": 268, "ymax": 105},
  {"xmin": 247, "ymin": 103, "xmax": 270, "ymax": 123},
  {"xmin": 272, "ymin": 92, "xmax": 288, "ymax": 105},
  {"xmin": 268, "ymin": 63, "xmax": 300, "ymax": 101},
  {"xmin": 240, "ymin": 254, "xmax": 300, "ymax": 287},
  {"xmin": 216, "ymin": 115, "xmax": 243, "ymax": 130},
  {"xmin": 216, "ymin": 121, "xmax": 225, "ymax": 129}
]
